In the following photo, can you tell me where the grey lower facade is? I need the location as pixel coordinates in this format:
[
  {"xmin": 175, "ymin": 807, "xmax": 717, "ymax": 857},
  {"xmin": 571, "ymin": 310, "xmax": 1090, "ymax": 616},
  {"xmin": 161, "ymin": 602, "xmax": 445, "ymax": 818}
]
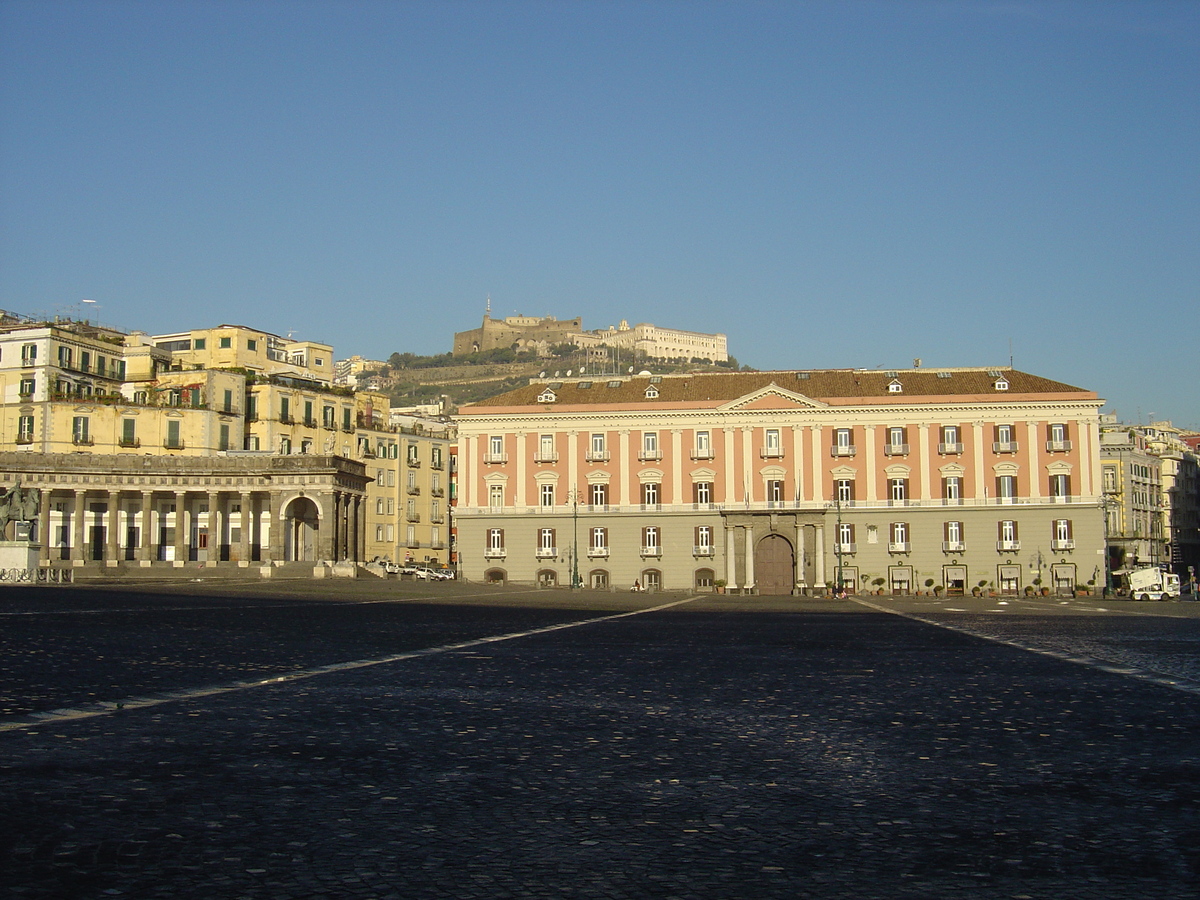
[{"xmin": 458, "ymin": 500, "xmax": 1106, "ymax": 595}]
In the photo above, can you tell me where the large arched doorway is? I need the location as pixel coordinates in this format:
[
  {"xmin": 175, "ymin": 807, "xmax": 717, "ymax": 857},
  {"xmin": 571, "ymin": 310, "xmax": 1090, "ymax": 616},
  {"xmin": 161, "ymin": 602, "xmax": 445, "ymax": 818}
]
[
  {"xmin": 755, "ymin": 533, "xmax": 794, "ymax": 595},
  {"xmin": 283, "ymin": 497, "xmax": 320, "ymax": 561}
]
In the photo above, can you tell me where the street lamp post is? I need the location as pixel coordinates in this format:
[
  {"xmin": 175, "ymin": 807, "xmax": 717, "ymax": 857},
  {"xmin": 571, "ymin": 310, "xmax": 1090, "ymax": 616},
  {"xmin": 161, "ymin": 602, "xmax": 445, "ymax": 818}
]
[
  {"xmin": 1102, "ymin": 495, "xmax": 1114, "ymax": 597},
  {"xmin": 571, "ymin": 487, "xmax": 581, "ymax": 590}
]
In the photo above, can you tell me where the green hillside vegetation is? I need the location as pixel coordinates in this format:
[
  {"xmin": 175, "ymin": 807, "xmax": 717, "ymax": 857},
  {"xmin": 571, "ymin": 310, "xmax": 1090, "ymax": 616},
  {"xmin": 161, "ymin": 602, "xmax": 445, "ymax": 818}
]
[{"xmin": 364, "ymin": 348, "xmax": 748, "ymax": 411}]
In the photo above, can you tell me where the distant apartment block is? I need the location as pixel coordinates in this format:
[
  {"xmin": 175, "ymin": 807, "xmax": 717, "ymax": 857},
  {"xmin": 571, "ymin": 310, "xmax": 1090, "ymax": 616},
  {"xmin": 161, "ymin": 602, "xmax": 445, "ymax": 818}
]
[{"xmin": 0, "ymin": 315, "xmax": 454, "ymax": 574}]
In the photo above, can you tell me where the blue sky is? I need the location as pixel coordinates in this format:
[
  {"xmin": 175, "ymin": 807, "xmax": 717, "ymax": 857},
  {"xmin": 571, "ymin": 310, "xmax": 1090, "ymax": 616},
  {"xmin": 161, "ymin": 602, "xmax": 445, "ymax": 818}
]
[{"xmin": 1, "ymin": 0, "xmax": 1196, "ymax": 426}]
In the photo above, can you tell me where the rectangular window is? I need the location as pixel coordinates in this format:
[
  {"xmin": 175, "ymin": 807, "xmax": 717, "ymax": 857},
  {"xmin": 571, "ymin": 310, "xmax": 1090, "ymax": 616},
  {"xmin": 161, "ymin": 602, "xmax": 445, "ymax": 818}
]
[
  {"xmin": 889, "ymin": 522, "xmax": 909, "ymax": 552},
  {"xmin": 833, "ymin": 428, "xmax": 854, "ymax": 456},
  {"xmin": 19, "ymin": 377, "xmax": 35, "ymax": 396},
  {"xmin": 486, "ymin": 528, "xmax": 505, "ymax": 556},
  {"xmin": 219, "ymin": 424, "xmax": 230, "ymax": 451},
  {"xmin": 694, "ymin": 430, "xmax": 712, "ymax": 458},
  {"xmin": 537, "ymin": 528, "xmax": 556, "ymax": 557},
  {"xmin": 192, "ymin": 337, "xmax": 206, "ymax": 350},
  {"xmin": 763, "ymin": 428, "xmax": 782, "ymax": 457},
  {"xmin": 72, "ymin": 416, "xmax": 90, "ymax": 444},
  {"xmin": 943, "ymin": 476, "xmax": 961, "ymax": 503},
  {"xmin": 641, "ymin": 432, "xmax": 660, "ymax": 460},
  {"xmin": 588, "ymin": 433, "xmax": 607, "ymax": 461},
  {"xmin": 996, "ymin": 475, "xmax": 1017, "ymax": 503},
  {"xmin": 1050, "ymin": 473, "xmax": 1070, "ymax": 500},
  {"xmin": 889, "ymin": 478, "xmax": 908, "ymax": 503},
  {"xmin": 998, "ymin": 520, "xmax": 1019, "ymax": 550},
  {"xmin": 642, "ymin": 526, "xmax": 660, "ymax": 555},
  {"xmin": 166, "ymin": 420, "xmax": 181, "ymax": 449},
  {"xmin": 375, "ymin": 524, "xmax": 384, "ymax": 542},
  {"xmin": 694, "ymin": 481, "xmax": 712, "ymax": 505},
  {"xmin": 590, "ymin": 527, "xmax": 608, "ymax": 554},
  {"xmin": 540, "ymin": 483, "xmax": 555, "ymax": 507},
  {"xmin": 836, "ymin": 479, "xmax": 854, "ymax": 504},
  {"xmin": 120, "ymin": 418, "xmax": 136, "ymax": 447},
  {"xmin": 837, "ymin": 522, "xmax": 855, "ymax": 551},
  {"xmin": 280, "ymin": 396, "xmax": 291, "ymax": 423},
  {"xmin": 486, "ymin": 435, "xmax": 505, "ymax": 462},
  {"xmin": 536, "ymin": 434, "xmax": 556, "ymax": 462},
  {"xmin": 642, "ymin": 482, "xmax": 660, "ymax": 507},
  {"xmin": 18, "ymin": 414, "xmax": 34, "ymax": 442},
  {"xmin": 589, "ymin": 483, "xmax": 608, "ymax": 507},
  {"xmin": 280, "ymin": 436, "xmax": 291, "ymax": 455},
  {"xmin": 304, "ymin": 400, "xmax": 314, "ymax": 426},
  {"xmin": 694, "ymin": 525, "xmax": 713, "ymax": 556},
  {"xmin": 1053, "ymin": 518, "xmax": 1073, "ymax": 550},
  {"xmin": 886, "ymin": 426, "xmax": 908, "ymax": 455},
  {"xmin": 219, "ymin": 336, "xmax": 232, "ymax": 349},
  {"xmin": 767, "ymin": 480, "xmax": 784, "ymax": 504},
  {"xmin": 323, "ymin": 406, "xmax": 335, "ymax": 428},
  {"xmin": 944, "ymin": 520, "xmax": 964, "ymax": 551},
  {"xmin": 247, "ymin": 339, "xmax": 258, "ymax": 352},
  {"xmin": 489, "ymin": 484, "xmax": 503, "ymax": 508},
  {"xmin": 993, "ymin": 424, "xmax": 1017, "ymax": 452},
  {"xmin": 343, "ymin": 407, "xmax": 352, "ymax": 431}
]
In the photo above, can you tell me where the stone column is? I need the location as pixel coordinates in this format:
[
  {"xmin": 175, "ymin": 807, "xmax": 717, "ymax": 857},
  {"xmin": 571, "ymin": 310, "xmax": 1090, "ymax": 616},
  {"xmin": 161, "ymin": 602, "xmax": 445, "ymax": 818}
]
[
  {"xmin": 140, "ymin": 491, "xmax": 154, "ymax": 563},
  {"xmin": 38, "ymin": 488, "xmax": 52, "ymax": 563},
  {"xmin": 105, "ymin": 491, "xmax": 120, "ymax": 564},
  {"xmin": 173, "ymin": 491, "xmax": 188, "ymax": 565},
  {"xmin": 794, "ymin": 523, "xmax": 806, "ymax": 589},
  {"xmin": 207, "ymin": 491, "xmax": 221, "ymax": 565},
  {"xmin": 353, "ymin": 495, "xmax": 364, "ymax": 563},
  {"xmin": 269, "ymin": 495, "xmax": 286, "ymax": 562},
  {"xmin": 72, "ymin": 490, "xmax": 87, "ymax": 563},
  {"xmin": 814, "ymin": 523, "xmax": 826, "ymax": 589},
  {"xmin": 331, "ymin": 492, "xmax": 343, "ymax": 561},
  {"xmin": 743, "ymin": 524, "xmax": 755, "ymax": 592},
  {"xmin": 239, "ymin": 491, "xmax": 252, "ymax": 564},
  {"xmin": 725, "ymin": 524, "xmax": 737, "ymax": 589}
]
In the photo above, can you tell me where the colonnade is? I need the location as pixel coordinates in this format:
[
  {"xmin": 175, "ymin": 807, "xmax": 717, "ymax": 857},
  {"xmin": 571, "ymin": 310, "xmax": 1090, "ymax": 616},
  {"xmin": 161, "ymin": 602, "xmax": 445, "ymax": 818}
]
[{"xmin": 34, "ymin": 487, "xmax": 366, "ymax": 566}]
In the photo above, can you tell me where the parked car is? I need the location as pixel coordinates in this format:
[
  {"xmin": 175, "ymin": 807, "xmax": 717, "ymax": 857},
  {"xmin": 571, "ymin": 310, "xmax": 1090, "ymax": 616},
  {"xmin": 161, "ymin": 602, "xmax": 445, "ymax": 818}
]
[{"xmin": 412, "ymin": 565, "xmax": 453, "ymax": 581}]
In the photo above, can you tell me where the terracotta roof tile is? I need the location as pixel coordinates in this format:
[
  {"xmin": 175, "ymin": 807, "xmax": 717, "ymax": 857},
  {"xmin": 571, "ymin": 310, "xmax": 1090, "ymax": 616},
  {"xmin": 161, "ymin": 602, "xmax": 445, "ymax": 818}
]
[{"xmin": 461, "ymin": 368, "xmax": 1094, "ymax": 411}]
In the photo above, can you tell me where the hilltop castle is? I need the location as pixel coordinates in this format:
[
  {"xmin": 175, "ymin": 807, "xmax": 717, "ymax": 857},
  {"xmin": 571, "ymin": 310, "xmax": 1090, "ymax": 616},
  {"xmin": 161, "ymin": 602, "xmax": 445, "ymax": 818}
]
[{"xmin": 452, "ymin": 312, "xmax": 728, "ymax": 363}]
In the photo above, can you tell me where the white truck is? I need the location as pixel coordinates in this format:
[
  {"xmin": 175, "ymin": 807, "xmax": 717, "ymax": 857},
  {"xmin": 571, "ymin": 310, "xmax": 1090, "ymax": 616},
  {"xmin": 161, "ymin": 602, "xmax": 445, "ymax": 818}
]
[{"xmin": 1120, "ymin": 567, "xmax": 1181, "ymax": 601}]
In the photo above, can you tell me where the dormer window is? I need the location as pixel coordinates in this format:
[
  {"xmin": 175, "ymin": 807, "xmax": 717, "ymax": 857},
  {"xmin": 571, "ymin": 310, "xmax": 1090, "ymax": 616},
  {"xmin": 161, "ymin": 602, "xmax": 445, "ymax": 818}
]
[
  {"xmin": 888, "ymin": 380, "xmax": 903, "ymax": 393},
  {"xmin": 537, "ymin": 388, "xmax": 557, "ymax": 403},
  {"xmin": 644, "ymin": 386, "xmax": 659, "ymax": 399},
  {"xmin": 994, "ymin": 379, "xmax": 1009, "ymax": 391}
]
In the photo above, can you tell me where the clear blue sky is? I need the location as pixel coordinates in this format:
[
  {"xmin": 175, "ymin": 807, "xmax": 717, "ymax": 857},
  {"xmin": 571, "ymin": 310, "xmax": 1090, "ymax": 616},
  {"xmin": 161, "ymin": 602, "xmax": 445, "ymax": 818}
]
[{"xmin": 2, "ymin": 0, "xmax": 1196, "ymax": 426}]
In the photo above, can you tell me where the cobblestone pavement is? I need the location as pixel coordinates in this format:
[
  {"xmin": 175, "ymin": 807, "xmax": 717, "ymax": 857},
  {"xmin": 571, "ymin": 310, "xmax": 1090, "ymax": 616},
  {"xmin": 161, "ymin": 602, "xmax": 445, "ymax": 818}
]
[{"xmin": 1, "ymin": 583, "xmax": 1199, "ymax": 899}]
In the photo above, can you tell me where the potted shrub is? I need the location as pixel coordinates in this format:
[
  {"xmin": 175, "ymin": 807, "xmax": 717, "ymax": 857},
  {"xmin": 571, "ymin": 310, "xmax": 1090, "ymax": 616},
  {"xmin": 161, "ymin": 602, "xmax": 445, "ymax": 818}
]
[
  {"xmin": 713, "ymin": 579, "xmax": 726, "ymax": 594},
  {"xmin": 872, "ymin": 576, "xmax": 886, "ymax": 595},
  {"xmin": 933, "ymin": 584, "xmax": 944, "ymax": 596}
]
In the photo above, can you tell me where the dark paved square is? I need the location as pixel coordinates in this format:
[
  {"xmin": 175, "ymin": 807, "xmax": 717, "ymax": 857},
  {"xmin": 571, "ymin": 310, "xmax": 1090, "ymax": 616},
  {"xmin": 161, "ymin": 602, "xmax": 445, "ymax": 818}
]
[{"xmin": 2, "ymin": 582, "xmax": 1199, "ymax": 899}]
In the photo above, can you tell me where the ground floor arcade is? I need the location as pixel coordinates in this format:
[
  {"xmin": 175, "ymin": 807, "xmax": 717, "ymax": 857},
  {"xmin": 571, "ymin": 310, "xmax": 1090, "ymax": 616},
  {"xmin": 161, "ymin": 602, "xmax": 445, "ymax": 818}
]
[{"xmin": 0, "ymin": 452, "xmax": 372, "ymax": 568}]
